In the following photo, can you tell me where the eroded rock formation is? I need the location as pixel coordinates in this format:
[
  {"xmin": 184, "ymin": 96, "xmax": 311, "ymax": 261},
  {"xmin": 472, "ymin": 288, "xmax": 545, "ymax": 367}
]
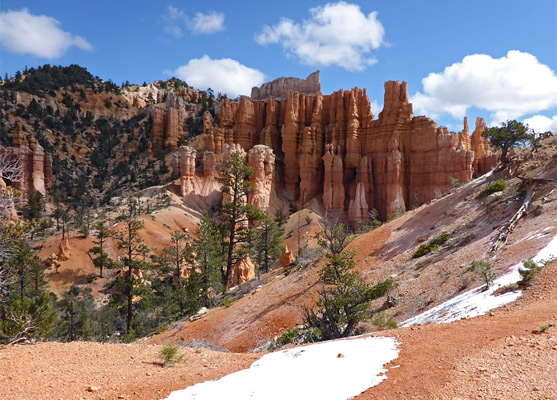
[
  {"xmin": 179, "ymin": 146, "xmax": 197, "ymax": 197},
  {"xmin": 229, "ymin": 254, "xmax": 256, "ymax": 288},
  {"xmin": 150, "ymin": 91, "xmax": 200, "ymax": 151},
  {"xmin": 251, "ymin": 71, "xmax": 321, "ymax": 100},
  {"xmin": 0, "ymin": 126, "xmax": 53, "ymax": 199},
  {"xmin": 204, "ymin": 77, "xmax": 496, "ymax": 224},
  {"xmin": 248, "ymin": 145, "xmax": 275, "ymax": 211}
]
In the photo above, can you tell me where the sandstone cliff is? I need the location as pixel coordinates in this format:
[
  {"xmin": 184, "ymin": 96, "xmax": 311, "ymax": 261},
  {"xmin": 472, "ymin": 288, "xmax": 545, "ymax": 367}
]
[
  {"xmin": 205, "ymin": 79, "xmax": 496, "ymax": 223},
  {"xmin": 150, "ymin": 92, "xmax": 200, "ymax": 151},
  {"xmin": 0, "ymin": 125, "xmax": 52, "ymax": 200},
  {"xmin": 251, "ymin": 71, "xmax": 321, "ymax": 100}
]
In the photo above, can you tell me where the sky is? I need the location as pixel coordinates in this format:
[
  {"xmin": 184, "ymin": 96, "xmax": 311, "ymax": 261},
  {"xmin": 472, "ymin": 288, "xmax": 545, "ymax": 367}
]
[{"xmin": 0, "ymin": 0, "xmax": 556, "ymax": 132}]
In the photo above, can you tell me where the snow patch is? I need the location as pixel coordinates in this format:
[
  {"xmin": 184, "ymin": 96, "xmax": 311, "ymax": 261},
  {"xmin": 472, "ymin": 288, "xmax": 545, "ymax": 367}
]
[
  {"xmin": 402, "ymin": 235, "xmax": 557, "ymax": 327},
  {"xmin": 163, "ymin": 336, "xmax": 399, "ymax": 400}
]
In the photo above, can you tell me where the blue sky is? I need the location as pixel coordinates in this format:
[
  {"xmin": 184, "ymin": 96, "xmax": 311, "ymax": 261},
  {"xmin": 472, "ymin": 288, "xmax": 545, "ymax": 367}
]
[{"xmin": 1, "ymin": 0, "xmax": 556, "ymax": 132}]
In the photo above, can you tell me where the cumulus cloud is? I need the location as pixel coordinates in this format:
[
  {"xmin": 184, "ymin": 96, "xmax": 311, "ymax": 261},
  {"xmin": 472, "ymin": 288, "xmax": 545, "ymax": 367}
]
[
  {"xmin": 0, "ymin": 8, "xmax": 92, "ymax": 58},
  {"xmin": 411, "ymin": 51, "xmax": 557, "ymax": 123},
  {"xmin": 171, "ymin": 55, "xmax": 265, "ymax": 97},
  {"xmin": 523, "ymin": 115, "xmax": 557, "ymax": 133},
  {"xmin": 256, "ymin": 2, "xmax": 385, "ymax": 71},
  {"xmin": 188, "ymin": 11, "xmax": 225, "ymax": 35}
]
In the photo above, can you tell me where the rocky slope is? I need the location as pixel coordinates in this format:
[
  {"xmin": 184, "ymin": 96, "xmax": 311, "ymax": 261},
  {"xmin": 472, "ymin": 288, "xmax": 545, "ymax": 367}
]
[
  {"xmin": 148, "ymin": 134, "xmax": 557, "ymax": 351},
  {"xmin": 1, "ymin": 135, "xmax": 555, "ymax": 400}
]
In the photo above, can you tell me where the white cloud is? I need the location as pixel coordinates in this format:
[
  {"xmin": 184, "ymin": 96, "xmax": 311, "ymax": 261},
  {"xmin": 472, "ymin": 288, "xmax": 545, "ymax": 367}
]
[
  {"xmin": 523, "ymin": 115, "xmax": 557, "ymax": 133},
  {"xmin": 0, "ymin": 8, "xmax": 92, "ymax": 58},
  {"xmin": 256, "ymin": 2, "xmax": 385, "ymax": 71},
  {"xmin": 162, "ymin": 7, "xmax": 224, "ymax": 38},
  {"xmin": 411, "ymin": 51, "xmax": 557, "ymax": 123},
  {"xmin": 188, "ymin": 11, "xmax": 225, "ymax": 35},
  {"xmin": 162, "ymin": 5, "xmax": 185, "ymax": 39},
  {"xmin": 171, "ymin": 55, "xmax": 265, "ymax": 98}
]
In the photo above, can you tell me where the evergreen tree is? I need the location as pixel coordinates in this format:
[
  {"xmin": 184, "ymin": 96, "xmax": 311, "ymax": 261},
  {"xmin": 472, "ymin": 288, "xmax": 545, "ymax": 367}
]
[
  {"xmin": 57, "ymin": 286, "xmax": 95, "ymax": 341},
  {"xmin": 159, "ymin": 230, "xmax": 194, "ymax": 316},
  {"xmin": 23, "ymin": 191, "xmax": 45, "ymax": 221},
  {"xmin": 89, "ymin": 221, "xmax": 113, "ymax": 278},
  {"xmin": 216, "ymin": 151, "xmax": 262, "ymax": 289},
  {"xmin": 304, "ymin": 221, "xmax": 393, "ymax": 340},
  {"xmin": 110, "ymin": 199, "xmax": 151, "ymax": 333},
  {"xmin": 192, "ymin": 211, "xmax": 224, "ymax": 304},
  {"xmin": 483, "ymin": 120, "xmax": 534, "ymax": 163},
  {"xmin": 1, "ymin": 291, "xmax": 56, "ymax": 344},
  {"xmin": 252, "ymin": 212, "xmax": 284, "ymax": 275}
]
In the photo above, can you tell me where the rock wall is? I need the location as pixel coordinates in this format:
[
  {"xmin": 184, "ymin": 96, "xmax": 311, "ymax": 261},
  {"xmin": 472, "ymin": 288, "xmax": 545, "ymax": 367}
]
[
  {"xmin": 205, "ymin": 80, "xmax": 495, "ymax": 223},
  {"xmin": 150, "ymin": 93, "xmax": 199, "ymax": 151},
  {"xmin": 251, "ymin": 71, "xmax": 321, "ymax": 100},
  {"xmin": 0, "ymin": 126, "xmax": 52, "ymax": 199}
]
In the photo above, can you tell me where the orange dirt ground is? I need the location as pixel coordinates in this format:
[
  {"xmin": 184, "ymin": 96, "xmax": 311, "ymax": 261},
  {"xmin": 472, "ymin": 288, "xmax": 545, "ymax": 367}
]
[{"xmin": 1, "ymin": 259, "xmax": 555, "ymax": 400}]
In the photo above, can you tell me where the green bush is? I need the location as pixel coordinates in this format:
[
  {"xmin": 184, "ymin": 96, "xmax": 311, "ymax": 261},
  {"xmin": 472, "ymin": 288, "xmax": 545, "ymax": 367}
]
[
  {"xmin": 276, "ymin": 327, "xmax": 301, "ymax": 346},
  {"xmin": 470, "ymin": 261, "xmax": 496, "ymax": 289},
  {"xmin": 413, "ymin": 234, "xmax": 450, "ymax": 258},
  {"xmin": 518, "ymin": 259, "xmax": 542, "ymax": 283},
  {"xmin": 539, "ymin": 322, "xmax": 550, "ymax": 333},
  {"xmin": 159, "ymin": 343, "xmax": 185, "ymax": 367},
  {"xmin": 371, "ymin": 312, "xmax": 398, "ymax": 330},
  {"xmin": 477, "ymin": 180, "xmax": 506, "ymax": 199}
]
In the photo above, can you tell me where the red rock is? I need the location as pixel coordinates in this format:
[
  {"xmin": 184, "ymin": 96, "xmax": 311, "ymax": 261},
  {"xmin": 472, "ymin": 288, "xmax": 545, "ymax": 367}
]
[
  {"xmin": 179, "ymin": 146, "xmax": 196, "ymax": 196},
  {"xmin": 251, "ymin": 71, "xmax": 321, "ymax": 100},
  {"xmin": 229, "ymin": 254, "xmax": 256, "ymax": 287},
  {"xmin": 247, "ymin": 145, "xmax": 275, "ymax": 211},
  {"xmin": 279, "ymin": 245, "xmax": 295, "ymax": 267},
  {"xmin": 0, "ymin": 126, "xmax": 51, "ymax": 199},
  {"xmin": 206, "ymin": 76, "xmax": 495, "ymax": 224}
]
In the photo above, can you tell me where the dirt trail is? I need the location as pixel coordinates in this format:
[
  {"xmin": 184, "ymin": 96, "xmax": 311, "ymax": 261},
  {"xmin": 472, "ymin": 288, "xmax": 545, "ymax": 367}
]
[{"xmin": 358, "ymin": 259, "xmax": 557, "ymax": 400}]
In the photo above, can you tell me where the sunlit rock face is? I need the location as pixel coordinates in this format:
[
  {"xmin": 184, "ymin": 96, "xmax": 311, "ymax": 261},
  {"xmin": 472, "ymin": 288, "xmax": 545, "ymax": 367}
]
[{"xmin": 205, "ymin": 75, "xmax": 495, "ymax": 224}]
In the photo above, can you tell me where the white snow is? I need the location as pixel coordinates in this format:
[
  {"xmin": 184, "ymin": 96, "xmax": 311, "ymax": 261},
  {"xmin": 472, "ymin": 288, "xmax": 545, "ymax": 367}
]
[
  {"xmin": 163, "ymin": 336, "xmax": 399, "ymax": 400},
  {"xmin": 402, "ymin": 235, "xmax": 557, "ymax": 327}
]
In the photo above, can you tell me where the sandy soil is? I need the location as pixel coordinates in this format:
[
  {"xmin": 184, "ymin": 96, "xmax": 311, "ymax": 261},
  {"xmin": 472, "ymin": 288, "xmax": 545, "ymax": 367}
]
[
  {"xmin": 0, "ymin": 342, "xmax": 258, "ymax": 400},
  {"xmin": 1, "ymin": 259, "xmax": 554, "ymax": 400}
]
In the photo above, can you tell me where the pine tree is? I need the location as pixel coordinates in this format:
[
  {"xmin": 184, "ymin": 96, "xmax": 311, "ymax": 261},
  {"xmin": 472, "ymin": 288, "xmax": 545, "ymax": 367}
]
[
  {"xmin": 483, "ymin": 120, "xmax": 534, "ymax": 163},
  {"xmin": 89, "ymin": 221, "xmax": 113, "ymax": 278},
  {"xmin": 159, "ymin": 230, "xmax": 194, "ymax": 315},
  {"xmin": 57, "ymin": 286, "xmax": 95, "ymax": 342},
  {"xmin": 2, "ymin": 291, "xmax": 56, "ymax": 344},
  {"xmin": 252, "ymin": 212, "xmax": 284, "ymax": 275},
  {"xmin": 304, "ymin": 220, "xmax": 393, "ymax": 340},
  {"xmin": 216, "ymin": 151, "xmax": 262, "ymax": 289},
  {"xmin": 110, "ymin": 199, "xmax": 151, "ymax": 333},
  {"xmin": 192, "ymin": 211, "xmax": 224, "ymax": 304}
]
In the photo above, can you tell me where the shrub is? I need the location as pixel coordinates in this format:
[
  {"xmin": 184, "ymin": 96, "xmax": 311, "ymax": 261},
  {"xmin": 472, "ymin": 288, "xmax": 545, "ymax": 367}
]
[
  {"xmin": 449, "ymin": 176, "xmax": 463, "ymax": 188},
  {"xmin": 275, "ymin": 327, "xmax": 301, "ymax": 347},
  {"xmin": 412, "ymin": 234, "xmax": 450, "ymax": 258},
  {"xmin": 159, "ymin": 343, "xmax": 185, "ymax": 367},
  {"xmin": 470, "ymin": 261, "xmax": 496, "ymax": 289},
  {"xmin": 538, "ymin": 322, "xmax": 549, "ymax": 333},
  {"xmin": 371, "ymin": 312, "xmax": 398, "ymax": 330},
  {"xmin": 477, "ymin": 180, "xmax": 506, "ymax": 199},
  {"xmin": 518, "ymin": 259, "xmax": 542, "ymax": 284}
]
